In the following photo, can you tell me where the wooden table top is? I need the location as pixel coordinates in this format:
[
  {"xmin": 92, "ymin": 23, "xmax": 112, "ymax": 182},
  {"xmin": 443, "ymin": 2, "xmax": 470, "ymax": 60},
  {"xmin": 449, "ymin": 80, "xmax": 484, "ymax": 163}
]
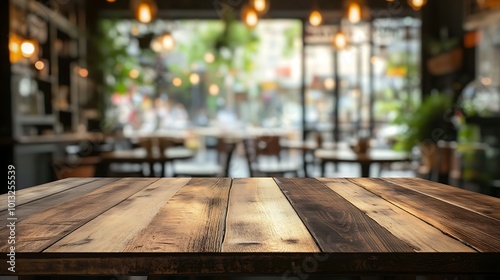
[
  {"xmin": 1, "ymin": 177, "xmax": 499, "ymax": 276},
  {"xmin": 315, "ymin": 148, "xmax": 410, "ymax": 163},
  {"xmin": 100, "ymin": 147, "xmax": 195, "ymax": 163}
]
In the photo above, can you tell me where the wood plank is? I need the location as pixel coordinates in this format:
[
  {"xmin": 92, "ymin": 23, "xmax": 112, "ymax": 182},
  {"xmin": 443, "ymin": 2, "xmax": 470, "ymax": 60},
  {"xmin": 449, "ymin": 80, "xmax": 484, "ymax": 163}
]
[
  {"xmin": 0, "ymin": 178, "xmax": 96, "ymax": 211},
  {"xmin": 274, "ymin": 178, "xmax": 413, "ymax": 252},
  {"xmin": 45, "ymin": 178, "xmax": 191, "ymax": 252},
  {"xmin": 349, "ymin": 178, "xmax": 500, "ymax": 252},
  {"xmin": 222, "ymin": 178, "xmax": 320, "ymax": 252},
  {"xmin": 385, "ymin": 177, "xmax": 500, "ymax": 221},
  {"xmin": 0, "ymin": 178, "xmax": 158, "ymax": 252},
  {"xmin": 125, "ymin": 178, "xmax": 232, "ymax": 252},
  {"xmin": 319, "ymin": 178, "xmax": 476, "ymax": 252},
  {"xmin": 7, "ymin": 252, "xmax": 500, "ymax": 275},
  {"xmin": 0, "ymin": 178, "xmax": 119, "ymax": 222}
]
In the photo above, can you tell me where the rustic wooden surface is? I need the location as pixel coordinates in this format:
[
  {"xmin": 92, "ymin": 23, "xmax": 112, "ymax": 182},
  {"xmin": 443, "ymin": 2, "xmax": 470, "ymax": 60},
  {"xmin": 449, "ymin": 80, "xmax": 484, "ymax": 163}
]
[{"xmin": 1, "ymin": 177, "xmax": 499, "ymax": 276}]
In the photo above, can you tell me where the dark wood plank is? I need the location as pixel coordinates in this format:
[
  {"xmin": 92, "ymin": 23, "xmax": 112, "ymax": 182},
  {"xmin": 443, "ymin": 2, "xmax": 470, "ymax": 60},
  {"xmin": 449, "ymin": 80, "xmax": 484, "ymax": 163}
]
[
  {"xmin": 385, "ymin": 177, "xmax": 500, "ymax": 221},
  {"xmin": 223, "ymin": 178, "xmax": 319, "ymax": 252},
  {"xmin": 125, "ymin": 178, "xmax": 232, "ymax": 252},
  {"xmin": 7, "ymin": 252, "xmax": 500, "ymax": 275},
  {"xmin": 0, "ymin": 178, "xmax": 96, "ymax": 211},
  {"xmin": 274, "ymin": 178, "xmax": 413, "ymax": 252},
  {"xmin": 319, "ymin": 178, "xmax": 475, "ymax": 252},
  {"xmin": 0, "ymin": 178, "xmax": 119, "ymax": 222},
  {"xmin": 45, "ymin": 178, "xmax": 190, "ymax": 252},
  {"xmin": 0, "ymin": 178, "xmax": 158, "ymax": 252},
  {"xmin": 350, "ymin": 178, "xmax": 500, "ymax": 252}
]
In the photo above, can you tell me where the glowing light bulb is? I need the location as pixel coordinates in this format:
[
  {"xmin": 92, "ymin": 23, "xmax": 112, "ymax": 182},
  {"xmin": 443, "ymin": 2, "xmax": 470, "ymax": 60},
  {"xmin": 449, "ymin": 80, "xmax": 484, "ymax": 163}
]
[
  {"xmin": 172, "ymin": 77, "xmax": 182, "ymax": 87},
  {"xmin": 204, "ymin": 52, "xmax": 215, "ymax": 64},
  {"xmin": 79, "ymin": 68, "xmax": 89, "ymax": 78},
  {"xmin": 209, "ymin": 84, "xmax": 220, "ymax": 96},
  {"xmin": 21, "ymin": 40, "xmax": 36, "ymax": 58},
  {"xmin": 129, "ymin": 69, "xmax": 140, "ymax": 79},
  {"xmin": 189, "ymin": 73, "xmax": 200, "ymax": 85},
  {"xmin": 308, "ymin": 10, "xmax": 323, "ymax": 27},
  {"xmin": 35, "ymin": 60, "xmax": 45, "ymax": 70},
  {"xmin": 137, "ymin": 2, "xmax": 153, "ymax": 23},
  {"xmin": 408, "ymin": 0, "xmax": 427, "ymax": 11},
  {"xmin": 252, "ymin": 0, "xmax": 268, "ymax": 13},
  {"xmin": 160, "ymin": 33, "xmax": 175, "ymax": 51},
  {"xmin": 333, "ymin": 31, "xmax": 348, "ymax": 50},
  {"xmin": 347, "ymin": 2, "xmax": 362, "ymax": 24},
  {"xmin": 242, "ymin": 6, "xmax": 259, "ymax": 29}
]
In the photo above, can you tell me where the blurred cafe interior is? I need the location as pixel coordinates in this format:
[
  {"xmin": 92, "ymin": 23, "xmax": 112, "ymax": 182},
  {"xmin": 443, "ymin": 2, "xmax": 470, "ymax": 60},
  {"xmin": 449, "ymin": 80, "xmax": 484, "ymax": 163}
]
[{"xmin": 1, "ymin": 0, "xmax": 500, "ymax": 196}]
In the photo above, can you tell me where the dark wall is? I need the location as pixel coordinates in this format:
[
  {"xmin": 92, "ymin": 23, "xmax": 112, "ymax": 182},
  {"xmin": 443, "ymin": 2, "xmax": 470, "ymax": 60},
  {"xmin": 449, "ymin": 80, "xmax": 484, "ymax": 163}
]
[
  {"xmin": 421, "ymin": 0, "xmax": 475, "ymax": 98},
  {"xmin": 1, "ymin": 0, "xmax": 14, "ymax": 194}
]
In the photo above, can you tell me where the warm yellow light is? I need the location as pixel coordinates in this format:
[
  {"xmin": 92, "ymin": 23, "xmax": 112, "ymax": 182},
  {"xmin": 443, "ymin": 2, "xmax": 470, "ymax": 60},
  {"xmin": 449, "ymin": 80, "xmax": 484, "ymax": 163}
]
[
  {"xmin": 21, "ymin": 40, "xmax": 36, "ymax": 58},
  {"xmin": 252, "ymin": 0, "xmax": 268, "ymax": 13},
  {"xmin": 172, "ymin": 77, "xmax": 182, "ymax": 87},
  {"xmin": 333, "ymin": 31, "xmax": 348, "ymax": 50},
  {"xmin": 9, "ymin": 34, "xmax": 23, "ymax": 63},
  {"xmin": 481, "ymin": 77, "xmax": 492, "ymax": 86},
  {"xmin": 209, "ymin": 84, "xmax": 220, "ymax": 96},
  {"xmin": 308, "ymin": 10, "xmax": 323, "ymax": 27},
  {"xmin": 242, "ymin": 6, "xmax": 259, "ymax": 29},
  {"xmin": 129, "ymin": 69, "xmax": 140, "ymax": 79},
  {"xmin": 324, "ymin": 78, "xmax": 335, "ymax": 90},
  {"xmin": 347, "ymin": 2, "xmax": 362, "ymax": 24},
  {"xmin": 79, "ymin": 68, "xmax": 89, "ymax": 78},
  {"xmin": 189, "ymin": 73, "xmax": 200, "ymax": 85},
  {"xmin": 150, "ymin": 37, "xmax": 162, "ymax": 52},
  {"xmin": 137, "ymin": 2, "xmax": 153, "ymax": 23},
  {"xmin": 107, "ymin": 0, "xmax": 116, "ymax": 2},
  {"xmin": 35, "ymin": 60, "xmax": 45, "ymax": 70},
  {"xmin": 160, "ymin": 33, "xmax": 175, "ymax": 51},
  {"xmin": 204, "ymin": 52, "xmax": 215, "ymax": 64},
  {"xmin": 408, "ymin": 0, "xmax": 427, "ymax": 11}
]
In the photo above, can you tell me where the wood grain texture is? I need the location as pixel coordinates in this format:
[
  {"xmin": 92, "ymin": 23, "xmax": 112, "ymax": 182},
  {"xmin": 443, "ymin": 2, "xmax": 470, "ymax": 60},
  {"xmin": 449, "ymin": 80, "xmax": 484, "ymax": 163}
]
[
  {"xmin": 319, "ymin": 178, "xmax": 476, "ymax": 252},
  {"xmin": 0, "ymin": 178, "xmax": 119, "ymax": 222},
  {"xmin": 45, "ymin": 178, "xmax": 190, "ymax": 252},
  {"xmin": 0, "ymin": 178, "xmax": 158, "ymax": 252},
  {"xmin": 385, "ymin": 177, "xmax": 500, "ymax": 221},
  {"xmin": 0, "ymin": 178, "xmax": 96, "ymax": 211},
  {"xmin": 274, "ymin": 178, "xmax": 413, "ymax": 252},
  {"xmin": 223, "ymin": 178, "xmax": 320, "ymax": 252},
  {"xmin": 125, "ymin": 178, "xmax": 232, "ymax": 252},
  {"xmin": 350, "ymin": 178, "xmax": 500, "ymax": 252}
]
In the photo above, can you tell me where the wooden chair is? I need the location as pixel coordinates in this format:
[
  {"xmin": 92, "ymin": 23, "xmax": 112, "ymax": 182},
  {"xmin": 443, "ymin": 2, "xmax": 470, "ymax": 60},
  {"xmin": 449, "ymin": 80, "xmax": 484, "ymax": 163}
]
[
  {"xmin": 243, "ymin": 136, "xmax": 301, "ymax": 177},
  {"xmin": 173, "ymin": 138, "xmax": 236, "ymax": 177}
]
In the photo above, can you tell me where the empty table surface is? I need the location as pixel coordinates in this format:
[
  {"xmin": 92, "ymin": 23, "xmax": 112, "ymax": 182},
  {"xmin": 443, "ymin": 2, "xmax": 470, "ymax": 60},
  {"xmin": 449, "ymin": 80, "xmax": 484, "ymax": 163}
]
[{"xmin": 1, "ymin": 177, "xmax": 499, "ymax": 276}]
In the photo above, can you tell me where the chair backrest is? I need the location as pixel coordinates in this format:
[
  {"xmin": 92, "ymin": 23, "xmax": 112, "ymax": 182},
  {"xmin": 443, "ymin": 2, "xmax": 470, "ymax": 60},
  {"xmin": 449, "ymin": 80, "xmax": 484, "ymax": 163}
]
[
  {"xmin": 255, "ymin": 135, "xmax": 281, "ymax": 157},
  {"xmin": 158, "ymin": 137, "xmax": 175, "ymax": 152},
  {"xmin": 218, "ymin": 141, "xmax": 236, "ymax": 177},
  {"xmin": 242, "ymin": 138, "xmax": 258, "ymax": 177}
]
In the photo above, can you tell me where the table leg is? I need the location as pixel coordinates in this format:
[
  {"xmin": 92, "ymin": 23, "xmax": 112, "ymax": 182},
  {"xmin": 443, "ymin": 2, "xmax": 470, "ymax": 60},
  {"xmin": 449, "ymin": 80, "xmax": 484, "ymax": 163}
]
[
  {"xmin": 360, "ymin": 163, "xmax": 371, "ymax": 177},
  {"xmin": 303, "ymin": 151, "xmax": 308, "ymax": 177}
]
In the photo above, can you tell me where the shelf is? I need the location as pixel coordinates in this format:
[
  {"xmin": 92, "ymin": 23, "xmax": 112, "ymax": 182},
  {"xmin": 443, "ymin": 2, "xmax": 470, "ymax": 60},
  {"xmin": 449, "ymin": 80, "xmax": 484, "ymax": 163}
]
[{"xmin": 17, "ymin": 115, "xmax": 56, "ymax": 125}]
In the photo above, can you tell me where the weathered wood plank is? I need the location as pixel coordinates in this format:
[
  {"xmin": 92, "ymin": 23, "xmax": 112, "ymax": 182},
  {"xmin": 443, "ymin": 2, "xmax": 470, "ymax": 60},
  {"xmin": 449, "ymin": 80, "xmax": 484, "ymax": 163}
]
[
  {"xmin": 0, "ymin": 178, "xmax": 119, "ymax": 222},
  {"xmin": 0, "ymin": 178, "xmax": 96, "ymax": 211},
  {"xmin": 319, "ymin": 178, "xmax": 476, "ymax": 252},
  {"xmin": 45, "ymin": 178, "xmax": 190, "ymax": 252},
  {"xmin": 349, "ymin": 178, "xmax": 500, "ymax": 252},
  {"xmin": 0, "ymin": 178, "xmax": 158, "ymax": 252},
  {"xmin": 385, "ymin": 177, "xmax": 500, "ymax": 221},
  {"xmin": 125, "ymin": 178, "xmax": 232, "ymax": 252},
  {"xmin": 274, "ymin": 178, "xmax": 413, "ymax": 252},
  {"xmin": 223, "ymin": 178, "xmax": 319, "ymax": 252}
]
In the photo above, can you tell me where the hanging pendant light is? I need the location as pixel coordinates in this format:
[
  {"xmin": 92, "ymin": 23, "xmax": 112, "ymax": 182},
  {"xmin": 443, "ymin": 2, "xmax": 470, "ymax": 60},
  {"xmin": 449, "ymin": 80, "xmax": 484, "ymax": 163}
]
[
  {"xmin": 131, "ymin": 0, "xmax": 157, "ymax": 24},
  {"xmin": 251, "ymin": 0, "xmax": 270, "ymax": 15},
  {"xmin": 308, "ymin": 10, "xmax": 323, "ymax": 26},
  {"xmin": 408, "ymin": 0, "xmax": 427, "ymax": 11},
  {"xmin": 241, "ymin": 5, "xmax": 259, "ymax": 29},
  {"xmin": 20, "ymin": 39, "xmax": 38, "ymax": 58},
  {"xmin": 151, "ymin": 32, "xmax": 175, "ymax": 53},
  {"xmin": 347, "ymin": 1, "xmax": 362, "ymax": 24},
  {"xmin": 332, "ymin": 31, "xmax": 348, "ymax": 50}
]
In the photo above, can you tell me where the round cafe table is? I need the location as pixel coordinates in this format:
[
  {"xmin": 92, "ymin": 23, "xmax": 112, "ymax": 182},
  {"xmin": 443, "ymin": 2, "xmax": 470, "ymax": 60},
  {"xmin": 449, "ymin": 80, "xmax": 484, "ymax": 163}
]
[
  {"xmin": 315, "ymin": 148, "xmax": 411, "ymax": 177},
  {"xmin": 98, "ymin": 147, "xmax": 195, "ymax": 177}
]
